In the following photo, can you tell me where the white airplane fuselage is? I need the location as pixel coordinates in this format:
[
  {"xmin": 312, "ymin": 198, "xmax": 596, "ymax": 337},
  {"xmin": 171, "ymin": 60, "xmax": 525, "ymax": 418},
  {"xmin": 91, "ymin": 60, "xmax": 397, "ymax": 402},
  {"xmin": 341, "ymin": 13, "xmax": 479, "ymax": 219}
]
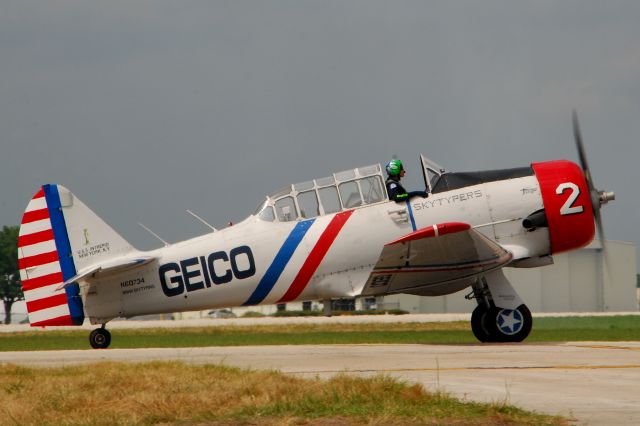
[{"xmin": 84, "ymin": 174, "xmax": 546, "ymax": 324}]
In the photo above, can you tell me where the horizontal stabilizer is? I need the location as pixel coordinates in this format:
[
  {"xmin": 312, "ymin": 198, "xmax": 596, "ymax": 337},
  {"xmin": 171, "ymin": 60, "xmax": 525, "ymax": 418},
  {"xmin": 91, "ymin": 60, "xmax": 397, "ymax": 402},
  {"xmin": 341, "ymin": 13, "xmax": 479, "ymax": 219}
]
[
  {"xmin": 57, "ymin": 255, "xmax": 157, "ymax": 290},
  {"xmin": 361, "ymin": 222, "xmax": 512, "ymax": 296}
]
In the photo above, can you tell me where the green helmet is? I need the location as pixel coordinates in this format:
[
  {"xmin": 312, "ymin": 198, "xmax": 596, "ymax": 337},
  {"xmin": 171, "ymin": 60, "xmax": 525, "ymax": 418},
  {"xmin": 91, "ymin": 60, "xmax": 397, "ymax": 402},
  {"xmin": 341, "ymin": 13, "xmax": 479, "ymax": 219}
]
[{"xmin": 385, "ymin": 159, "xmax": 404, "ymax": 177}]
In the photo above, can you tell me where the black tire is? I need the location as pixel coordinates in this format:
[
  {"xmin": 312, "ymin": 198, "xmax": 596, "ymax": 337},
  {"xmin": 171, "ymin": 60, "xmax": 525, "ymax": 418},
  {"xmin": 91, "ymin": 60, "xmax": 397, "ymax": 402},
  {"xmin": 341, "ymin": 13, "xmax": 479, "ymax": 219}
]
[
  {"xmin": 471, "ymin": 304, "xmax": 494, "ymax": 342},
  {"xmin": 89, "ymin": 328, "xmax": 111, "ymax": 349},
  {"xmin": 485, "ymin": 304, "xmax": 533, "ymax": 343}
]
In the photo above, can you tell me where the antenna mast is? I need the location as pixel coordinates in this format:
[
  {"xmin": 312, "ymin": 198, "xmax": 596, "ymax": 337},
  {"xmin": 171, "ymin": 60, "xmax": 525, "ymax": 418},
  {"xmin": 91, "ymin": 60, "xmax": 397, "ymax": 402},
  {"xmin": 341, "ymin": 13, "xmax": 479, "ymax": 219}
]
[
  {"xmin": 138, "ymin": 223, "xmax": 169, "ymax": 247},
  {"xmin": 185, "ymin": 209, "xmax": 217, "ymax": 231}
]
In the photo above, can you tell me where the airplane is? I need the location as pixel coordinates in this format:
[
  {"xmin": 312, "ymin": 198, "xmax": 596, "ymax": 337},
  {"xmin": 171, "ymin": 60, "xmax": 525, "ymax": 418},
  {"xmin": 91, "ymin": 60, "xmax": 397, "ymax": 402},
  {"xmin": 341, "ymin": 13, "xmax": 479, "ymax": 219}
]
[{"xmin": 17, "ymin": 113, "xmax": 614, "ymax": 348}]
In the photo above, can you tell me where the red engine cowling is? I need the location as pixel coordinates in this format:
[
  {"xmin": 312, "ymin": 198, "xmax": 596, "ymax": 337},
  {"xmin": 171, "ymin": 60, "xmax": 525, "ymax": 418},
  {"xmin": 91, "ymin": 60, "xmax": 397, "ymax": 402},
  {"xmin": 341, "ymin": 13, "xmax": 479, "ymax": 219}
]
[{"xmin": 532, "ymin": 160, "xmax": 595, "ymax": 254}]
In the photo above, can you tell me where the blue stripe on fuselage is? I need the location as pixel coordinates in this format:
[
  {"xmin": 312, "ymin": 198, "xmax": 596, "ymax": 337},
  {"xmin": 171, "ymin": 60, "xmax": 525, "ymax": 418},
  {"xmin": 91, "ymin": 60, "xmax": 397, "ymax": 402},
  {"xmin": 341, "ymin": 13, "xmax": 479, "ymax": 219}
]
[
  {"xmin": 243, "ymin": 219, "xmax": 315, "ymax": 306},
  {"xmin": 43, "ymin": 184, "xmax": 85, "ymax": 325},
  {"xmin": 406, "ymin": 199, "xmax": 417, "ymax": 231}
]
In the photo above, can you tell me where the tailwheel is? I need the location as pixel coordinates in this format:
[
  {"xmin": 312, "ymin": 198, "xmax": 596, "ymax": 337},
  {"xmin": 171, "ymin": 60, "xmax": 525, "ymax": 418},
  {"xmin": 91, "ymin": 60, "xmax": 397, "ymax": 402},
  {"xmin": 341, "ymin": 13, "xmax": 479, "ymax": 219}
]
[
  {"xmin": 485, "ymin": 304, "xmax": 533, "ymax": 342},
  {"xmin": 89, "ymin": 327, "xmax": 111, "ymax": 349}
]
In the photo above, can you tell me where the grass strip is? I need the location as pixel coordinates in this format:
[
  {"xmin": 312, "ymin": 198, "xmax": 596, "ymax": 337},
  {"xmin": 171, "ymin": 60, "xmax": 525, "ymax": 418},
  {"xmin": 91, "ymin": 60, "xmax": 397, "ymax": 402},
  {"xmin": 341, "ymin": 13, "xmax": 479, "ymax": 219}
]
[
  {"xmin": 0, "ymin": 361, "xmax": 567, "ymax": 425},
  {"xmin": 0, "ymin": 316, "xmax": 638, "ymax": 351}
]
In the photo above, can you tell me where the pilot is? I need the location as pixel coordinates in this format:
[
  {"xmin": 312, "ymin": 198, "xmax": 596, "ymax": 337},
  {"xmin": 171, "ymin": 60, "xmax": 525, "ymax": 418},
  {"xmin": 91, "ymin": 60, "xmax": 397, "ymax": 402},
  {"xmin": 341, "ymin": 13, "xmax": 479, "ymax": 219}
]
[{"xmin": 385, "ymin": 159, "xmax": 428, "ymax": 202}]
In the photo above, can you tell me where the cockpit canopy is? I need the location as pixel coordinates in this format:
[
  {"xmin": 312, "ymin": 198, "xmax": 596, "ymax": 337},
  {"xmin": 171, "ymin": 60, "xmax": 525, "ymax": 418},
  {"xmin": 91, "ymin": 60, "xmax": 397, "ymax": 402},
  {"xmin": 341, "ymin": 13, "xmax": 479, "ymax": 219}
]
[{"xmin": 255, "ymin": 164, "xmax": 387, "ymax": 222}]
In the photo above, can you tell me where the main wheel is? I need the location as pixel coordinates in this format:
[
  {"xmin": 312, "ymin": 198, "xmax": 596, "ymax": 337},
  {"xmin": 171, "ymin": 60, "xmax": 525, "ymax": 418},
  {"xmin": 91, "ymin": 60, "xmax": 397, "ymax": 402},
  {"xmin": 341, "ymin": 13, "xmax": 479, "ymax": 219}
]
[
  {"xmin": 89, "ymin": 328, "xmax": 111, "ymax": 349},
  {"xmin": 485, "ymin": 304, "xmax": 533, "ymax": 342},
  {"xmin": 471, "ymin": 304, "xmax": 494, "ymax": 342}
]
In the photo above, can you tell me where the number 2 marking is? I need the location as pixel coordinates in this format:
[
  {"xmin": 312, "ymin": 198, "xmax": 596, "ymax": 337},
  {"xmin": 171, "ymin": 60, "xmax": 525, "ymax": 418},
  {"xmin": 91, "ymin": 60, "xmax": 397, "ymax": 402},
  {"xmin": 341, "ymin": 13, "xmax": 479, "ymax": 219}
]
[{"xmin": 556, "ymin": 182, "xmax": 584, "ymax": 215}]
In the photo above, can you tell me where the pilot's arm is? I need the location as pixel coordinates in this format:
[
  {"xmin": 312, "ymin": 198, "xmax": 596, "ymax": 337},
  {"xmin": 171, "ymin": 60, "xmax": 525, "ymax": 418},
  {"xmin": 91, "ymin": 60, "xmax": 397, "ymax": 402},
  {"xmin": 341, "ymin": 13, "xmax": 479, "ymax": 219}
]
[
  {"xmin": 407, "ymin": 190, "xmax": 429, "ymax": 198},
  {"xmin": 387, "ymin": 181, "xmax": 427, "ymax": 202}
]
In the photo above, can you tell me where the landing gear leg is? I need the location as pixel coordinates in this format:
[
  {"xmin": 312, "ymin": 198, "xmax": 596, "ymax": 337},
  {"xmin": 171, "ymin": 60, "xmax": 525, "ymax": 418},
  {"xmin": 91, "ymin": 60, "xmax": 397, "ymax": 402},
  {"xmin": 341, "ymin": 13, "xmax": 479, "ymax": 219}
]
[
  {"xmin": 89, "ymin": 325, "xmax": 111, "ymax": 349},
  {"xmin": 468, "ymin": 272, "xmax": 533, "ymax": 343}
]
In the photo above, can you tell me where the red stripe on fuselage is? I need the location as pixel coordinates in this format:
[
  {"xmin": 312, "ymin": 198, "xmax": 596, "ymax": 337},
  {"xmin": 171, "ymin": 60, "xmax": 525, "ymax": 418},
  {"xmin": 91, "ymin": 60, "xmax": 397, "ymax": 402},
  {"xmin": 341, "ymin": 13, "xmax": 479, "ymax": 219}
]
[
  {"xmin": 278, "ymin": 210, "xmax": 354, "ymax": 303},
  {"xmin": 18, "ymin": 229, "xmax": 55, "ymax": 247}
]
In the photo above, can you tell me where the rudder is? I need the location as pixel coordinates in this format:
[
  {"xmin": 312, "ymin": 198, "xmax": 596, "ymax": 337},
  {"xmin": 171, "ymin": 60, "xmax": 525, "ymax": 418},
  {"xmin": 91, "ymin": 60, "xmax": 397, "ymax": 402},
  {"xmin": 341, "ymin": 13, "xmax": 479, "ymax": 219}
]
[{"xmin": 18, "ymin": 184, "xmax": 134, "ymax": 326}]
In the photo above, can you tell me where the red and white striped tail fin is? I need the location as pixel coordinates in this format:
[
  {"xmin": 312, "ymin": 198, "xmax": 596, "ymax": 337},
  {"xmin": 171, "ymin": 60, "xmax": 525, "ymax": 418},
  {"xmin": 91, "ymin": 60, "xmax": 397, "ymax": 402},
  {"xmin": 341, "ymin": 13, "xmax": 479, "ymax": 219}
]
[
  {"xmin": 18, "ymin": 186, "xmax": 80, "ymax": 326},
  {"xmin": 18, "ymin": 184, "xmax": 134, "ymax": 327}
]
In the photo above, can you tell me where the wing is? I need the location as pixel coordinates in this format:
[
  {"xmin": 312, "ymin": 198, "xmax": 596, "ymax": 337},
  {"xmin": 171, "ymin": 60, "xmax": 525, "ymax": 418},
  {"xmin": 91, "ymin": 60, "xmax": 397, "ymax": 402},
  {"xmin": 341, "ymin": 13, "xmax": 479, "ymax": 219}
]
[{"xmin": 361, "ymin": 222, "xmax": 512, "ymax": 296}]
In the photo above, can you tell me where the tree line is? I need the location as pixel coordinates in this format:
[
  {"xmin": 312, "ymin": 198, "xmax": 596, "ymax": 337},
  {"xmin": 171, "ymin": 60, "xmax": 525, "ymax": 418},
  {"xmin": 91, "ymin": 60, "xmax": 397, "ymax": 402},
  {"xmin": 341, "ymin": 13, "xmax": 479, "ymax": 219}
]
[{"xmin": 0, "ymin": 226, "xmax": 23, "ymax": 324}]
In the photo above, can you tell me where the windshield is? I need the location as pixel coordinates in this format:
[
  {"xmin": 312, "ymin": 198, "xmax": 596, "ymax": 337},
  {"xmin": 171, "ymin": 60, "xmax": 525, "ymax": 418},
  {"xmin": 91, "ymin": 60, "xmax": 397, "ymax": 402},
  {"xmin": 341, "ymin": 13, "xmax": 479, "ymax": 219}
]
[
  {"xmin": 255, "ymin": 164, "xmax": 386, "ymax": 222},
  {"xmin": 420, "ymin": 154, "xmax": 445, "ymax": 192}
]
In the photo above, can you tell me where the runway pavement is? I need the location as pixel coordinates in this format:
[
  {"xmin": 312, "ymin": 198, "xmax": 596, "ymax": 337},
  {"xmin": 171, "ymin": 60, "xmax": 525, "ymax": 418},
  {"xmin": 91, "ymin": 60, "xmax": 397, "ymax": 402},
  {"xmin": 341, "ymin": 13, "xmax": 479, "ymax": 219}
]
[{"xmin": 1, "ymin": 341, "xmax": 639, "ymax": 425}]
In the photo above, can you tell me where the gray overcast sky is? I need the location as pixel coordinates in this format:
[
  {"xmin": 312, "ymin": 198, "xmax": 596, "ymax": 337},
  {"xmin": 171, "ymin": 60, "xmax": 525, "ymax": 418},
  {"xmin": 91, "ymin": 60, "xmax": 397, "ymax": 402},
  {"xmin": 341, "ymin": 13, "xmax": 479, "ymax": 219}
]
[{"xmin": 1, "ymin": 1, "xmax": 639, "ymax": 257}]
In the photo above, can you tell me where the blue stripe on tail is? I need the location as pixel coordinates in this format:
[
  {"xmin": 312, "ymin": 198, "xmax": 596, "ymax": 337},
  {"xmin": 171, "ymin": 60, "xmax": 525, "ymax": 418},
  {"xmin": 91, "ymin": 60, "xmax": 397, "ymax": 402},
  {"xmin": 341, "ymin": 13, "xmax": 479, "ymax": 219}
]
[{"xmin": 43, "ymin": 184, "xmax": 85, "ymax": 325}]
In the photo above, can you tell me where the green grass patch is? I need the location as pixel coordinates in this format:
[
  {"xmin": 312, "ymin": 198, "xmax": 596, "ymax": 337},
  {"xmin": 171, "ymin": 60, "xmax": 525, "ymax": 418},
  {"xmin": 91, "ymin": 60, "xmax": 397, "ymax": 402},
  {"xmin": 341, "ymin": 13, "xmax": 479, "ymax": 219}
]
[
  {"xmin": 0, "ymin": 316, "xmax": 638, "ymax": 351},
  {"xmin": 528, "ymin": 315, "xmax": 640, "ymax": 341},
  {"xmin": 272, "ymin": 309, "xmax": 409, "ymax": 317},
  {"xmin": 0, "ymin": 361, "xmax": 567, "ymax": 425}
]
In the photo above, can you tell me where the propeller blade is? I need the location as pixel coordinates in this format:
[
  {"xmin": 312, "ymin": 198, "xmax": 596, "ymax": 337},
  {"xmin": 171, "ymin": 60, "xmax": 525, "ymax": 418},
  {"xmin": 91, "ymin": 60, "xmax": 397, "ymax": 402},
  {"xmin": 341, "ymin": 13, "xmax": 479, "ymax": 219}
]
[
  {"xmin": 595, "ymin": 208, "xmax": 612, "ymax": 282},
  {"xmin": 573, "ymin": 110, "xmax": 614, "ymax": 284},
  {"xmin": 594, "ymin": 208, "xmax": 606, "ymax": 245},
  {"xmin": 572, "ymin": 110, "xmax": 595, "ymax": 194}
]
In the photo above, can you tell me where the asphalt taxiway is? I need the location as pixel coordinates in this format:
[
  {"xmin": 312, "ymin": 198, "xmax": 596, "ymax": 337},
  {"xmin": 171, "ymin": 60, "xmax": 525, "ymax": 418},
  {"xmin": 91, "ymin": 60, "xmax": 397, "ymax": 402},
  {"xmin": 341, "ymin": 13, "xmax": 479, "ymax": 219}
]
[{"xmin": 1, "ymin": 341, "xmax": 639, "ymax": 425}]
